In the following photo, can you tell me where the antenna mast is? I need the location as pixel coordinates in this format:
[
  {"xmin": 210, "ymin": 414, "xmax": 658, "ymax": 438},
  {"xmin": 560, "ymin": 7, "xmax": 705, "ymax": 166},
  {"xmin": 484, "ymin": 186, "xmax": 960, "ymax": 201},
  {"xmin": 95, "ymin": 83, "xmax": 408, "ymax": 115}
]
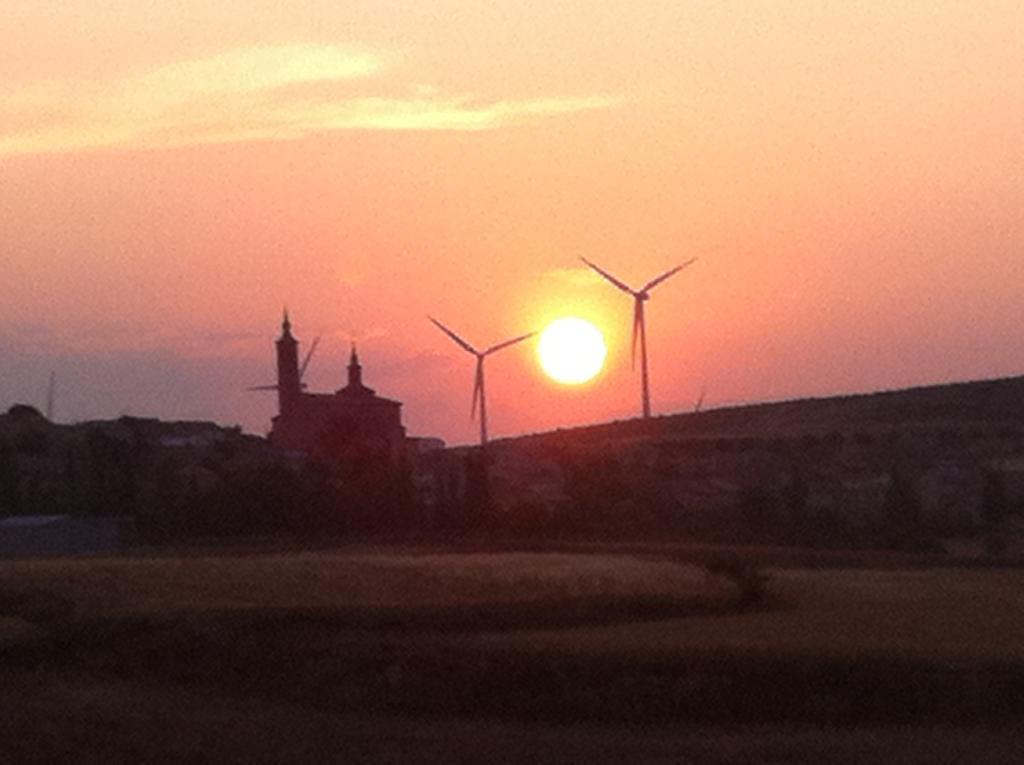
[{"xmin": 45, "ymin": 371, "xmax": 56, "ymax": 421}]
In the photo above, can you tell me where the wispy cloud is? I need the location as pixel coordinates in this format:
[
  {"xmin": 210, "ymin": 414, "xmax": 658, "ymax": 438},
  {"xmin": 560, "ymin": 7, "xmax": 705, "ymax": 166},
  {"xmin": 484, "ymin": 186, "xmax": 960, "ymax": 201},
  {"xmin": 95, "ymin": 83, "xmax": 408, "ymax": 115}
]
[
  {"xmin": 1, "ymin": 44, "xmax": 619, "ymax": 156},
  {"xmin": 134, "ymin": 44, "xmax": 384, "ymax": 97}
]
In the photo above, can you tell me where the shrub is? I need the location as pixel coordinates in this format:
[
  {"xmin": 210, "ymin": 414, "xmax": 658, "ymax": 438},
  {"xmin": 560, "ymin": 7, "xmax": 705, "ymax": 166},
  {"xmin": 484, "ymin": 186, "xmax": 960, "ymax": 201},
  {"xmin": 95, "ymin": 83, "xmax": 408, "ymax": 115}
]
[
  {"xmin": 704, "ymin": 557, "xmax": 771, "ymax": 605},
  {"xmin": 882, "ymin": 467, "xmax": 928, "ymax": 550},
  {"xmin": 981, "ymin": 471, "xmax": 1009, "ymax": 528},
  {"xmin": 736, "ymin": 483, "xmax": 780, "ymax": 540}
]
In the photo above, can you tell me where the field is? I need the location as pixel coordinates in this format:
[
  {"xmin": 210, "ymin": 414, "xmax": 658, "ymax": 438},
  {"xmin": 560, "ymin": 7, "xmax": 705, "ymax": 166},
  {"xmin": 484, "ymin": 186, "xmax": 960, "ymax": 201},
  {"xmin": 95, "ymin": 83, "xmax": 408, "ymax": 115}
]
[{"xmin": 3, "ymin": 546, "xmax": 1024, "ymax": 763}]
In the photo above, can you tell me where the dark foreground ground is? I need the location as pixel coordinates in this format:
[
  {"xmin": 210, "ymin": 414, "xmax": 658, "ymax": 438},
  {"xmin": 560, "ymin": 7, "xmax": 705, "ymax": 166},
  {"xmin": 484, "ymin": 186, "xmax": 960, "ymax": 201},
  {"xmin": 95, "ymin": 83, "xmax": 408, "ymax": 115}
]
[
  {"xmin": 2, "ymin": 545, "xmax": 1024, "ymax": 763},
  {"xmin": 5, "ymin": 672, "xmax": 1024, "ymax": 765}
]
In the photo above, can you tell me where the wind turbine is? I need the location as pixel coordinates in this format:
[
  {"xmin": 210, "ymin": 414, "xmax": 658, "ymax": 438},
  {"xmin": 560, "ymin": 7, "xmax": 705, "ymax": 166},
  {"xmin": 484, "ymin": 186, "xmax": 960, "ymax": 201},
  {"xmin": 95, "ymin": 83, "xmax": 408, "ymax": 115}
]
[
  {"xmin": 429, "ymin": 317, "xmax": 535, "ymax": 447},
  {"xmin": 580, "ymin": 256, "xmax": 697, "ymax": 419},
  {"xmin": 247, "ymin": 336, "xmax": 321, "ymax": 392}
]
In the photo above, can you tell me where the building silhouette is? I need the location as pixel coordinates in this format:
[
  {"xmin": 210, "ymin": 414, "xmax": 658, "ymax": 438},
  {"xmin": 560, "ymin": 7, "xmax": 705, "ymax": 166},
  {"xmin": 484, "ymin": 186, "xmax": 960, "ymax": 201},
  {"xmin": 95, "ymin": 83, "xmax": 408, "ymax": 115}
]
[{"xmin": 268, "ymin": 314, "xmax": 406, "ymax": 461}]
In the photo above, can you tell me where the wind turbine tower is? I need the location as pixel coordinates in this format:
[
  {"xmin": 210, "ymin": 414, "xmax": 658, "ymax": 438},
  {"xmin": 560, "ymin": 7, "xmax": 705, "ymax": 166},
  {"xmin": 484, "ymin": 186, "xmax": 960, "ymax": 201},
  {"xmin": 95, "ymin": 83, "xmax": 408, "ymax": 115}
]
[
  {"xmin": 429, "ymin": 317, "xmax": 535, "ymax": 447},
  {"xmin": 581, "ymin": 256, "xmax": 697, "ymax": 419}
]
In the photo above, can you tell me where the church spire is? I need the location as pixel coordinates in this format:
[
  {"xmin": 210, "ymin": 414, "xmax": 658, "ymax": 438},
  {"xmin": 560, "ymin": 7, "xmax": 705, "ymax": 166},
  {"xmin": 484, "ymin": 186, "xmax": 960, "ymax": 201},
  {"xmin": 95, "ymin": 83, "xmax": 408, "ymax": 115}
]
[
  {"xmin": 348, "ymin": 343, "xmax": 363, "ymax": 388},
  {"xmin": 281, "ymin": 307, "xmax": 292, "ymax": 337}
]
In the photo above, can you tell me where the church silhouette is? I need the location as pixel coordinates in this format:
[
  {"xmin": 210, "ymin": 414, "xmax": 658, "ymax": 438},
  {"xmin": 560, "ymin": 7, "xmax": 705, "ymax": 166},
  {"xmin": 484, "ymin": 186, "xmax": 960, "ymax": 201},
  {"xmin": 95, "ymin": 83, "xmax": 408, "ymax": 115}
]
[{"xmin": 268, "ymin": 313, "xmax": 406, "ymax": 461}]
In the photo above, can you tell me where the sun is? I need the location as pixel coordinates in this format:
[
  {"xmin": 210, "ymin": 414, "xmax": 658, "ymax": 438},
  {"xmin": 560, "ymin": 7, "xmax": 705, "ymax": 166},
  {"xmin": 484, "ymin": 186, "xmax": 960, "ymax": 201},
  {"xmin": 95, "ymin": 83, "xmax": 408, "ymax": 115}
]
[{"xmin": 538, "ymin": 317, "xmax": 607, "ymax": 385}]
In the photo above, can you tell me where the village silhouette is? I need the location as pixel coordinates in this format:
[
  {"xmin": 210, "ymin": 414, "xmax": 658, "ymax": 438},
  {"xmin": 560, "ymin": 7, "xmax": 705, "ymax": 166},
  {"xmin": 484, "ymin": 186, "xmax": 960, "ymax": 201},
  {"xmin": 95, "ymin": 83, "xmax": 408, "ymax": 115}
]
[{"xmin": 1, "ymin": 271, "xmax": 1021, "ymax": 554}]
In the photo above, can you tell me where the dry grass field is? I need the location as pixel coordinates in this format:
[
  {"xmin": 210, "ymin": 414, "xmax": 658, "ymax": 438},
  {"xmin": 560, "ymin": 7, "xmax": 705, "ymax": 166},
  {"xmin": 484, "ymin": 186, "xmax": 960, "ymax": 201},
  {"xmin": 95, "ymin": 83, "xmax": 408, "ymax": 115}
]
[
  {"xmin": 3, "ymin": 547, "xmax": 1024, "ymax": 763},
  {"xmin": 0, "ymin": 551, "xmax": 715, "ymax": 618}
]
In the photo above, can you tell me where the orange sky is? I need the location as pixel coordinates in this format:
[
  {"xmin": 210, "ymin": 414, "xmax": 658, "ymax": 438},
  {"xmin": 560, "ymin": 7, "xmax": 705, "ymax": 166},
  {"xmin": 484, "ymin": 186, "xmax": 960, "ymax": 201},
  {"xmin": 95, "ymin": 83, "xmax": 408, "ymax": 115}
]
[{"xmin": 2, "ymin": 1, "xmax": 1022, "ymax": 443}]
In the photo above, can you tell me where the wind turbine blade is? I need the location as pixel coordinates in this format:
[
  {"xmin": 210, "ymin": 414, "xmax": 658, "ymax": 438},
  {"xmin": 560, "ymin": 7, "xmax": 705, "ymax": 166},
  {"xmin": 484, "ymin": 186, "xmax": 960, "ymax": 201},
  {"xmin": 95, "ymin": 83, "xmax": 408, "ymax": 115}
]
[
  {"xmin": 299, "ymin": 336, "xmax": 321, "ymax": 379},
  {"xmin": 484, "ymin": 331, "xmax": 536, "ymax": 356},
  {"xmin": 631, "ymin": 300, "xmax": 641, "ymax": 370},
  {"xmin": 641, "ymin": 258, "xmax": 697, "ymax": 293},
  {"xmin": 471, "ymin": 360, "xmax": 483, "ymax": 420},
  {"xmin": 579, "ymin": 257, "xmax": 635, "ymax": 294},
  {"xmin": 247, "ymin": 384, "xmax": 279, "ymax": 391},
  {"xmin": 429, "ymin": 316, "xmax": 479, "ymax": 355}
]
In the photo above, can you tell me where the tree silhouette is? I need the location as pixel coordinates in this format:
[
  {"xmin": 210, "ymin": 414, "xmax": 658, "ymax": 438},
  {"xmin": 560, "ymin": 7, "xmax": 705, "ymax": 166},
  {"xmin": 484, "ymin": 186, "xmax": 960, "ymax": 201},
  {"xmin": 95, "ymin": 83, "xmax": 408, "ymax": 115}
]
[
  {"xmin": 736, "ymin": 482, "xmax": 779, "ymax": 540},
  {"xmin": 883, "ymin": 467, "xmax": 924, "ymax": 549},
  {"xmin": 981, "ymin": 470, "xmax": 1010, "ymax": 556},
  {"xmin": 784, "ymin": 466, "xmax": 810, "ymax": 538},
  {"xmin": 981, "ymin": 470, "xmax": 1009, "ymax": 527},
  {"xmin": 0, "ymin": 444, "xmax": 20, "ymax": 515},
  {"xmin": 462, "ymin": 451, "xmax": 493, "ymax": 530}
]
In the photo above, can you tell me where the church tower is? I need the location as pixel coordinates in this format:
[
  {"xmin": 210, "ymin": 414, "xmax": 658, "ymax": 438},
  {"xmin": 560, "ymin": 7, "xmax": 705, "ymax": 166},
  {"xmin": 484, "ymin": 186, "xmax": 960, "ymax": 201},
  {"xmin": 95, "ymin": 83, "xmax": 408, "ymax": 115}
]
[{"xmin": 276, "ymin": 309, "xmax": 301, "ymax": 414}]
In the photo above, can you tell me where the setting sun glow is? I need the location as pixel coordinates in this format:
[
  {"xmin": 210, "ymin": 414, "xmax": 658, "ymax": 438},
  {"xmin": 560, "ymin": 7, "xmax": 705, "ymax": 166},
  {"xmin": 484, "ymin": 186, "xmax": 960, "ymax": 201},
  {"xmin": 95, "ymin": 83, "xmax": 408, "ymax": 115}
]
[{"xmin": 538, "ymin": 318, "xmax": 607, "ymax": 385}]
